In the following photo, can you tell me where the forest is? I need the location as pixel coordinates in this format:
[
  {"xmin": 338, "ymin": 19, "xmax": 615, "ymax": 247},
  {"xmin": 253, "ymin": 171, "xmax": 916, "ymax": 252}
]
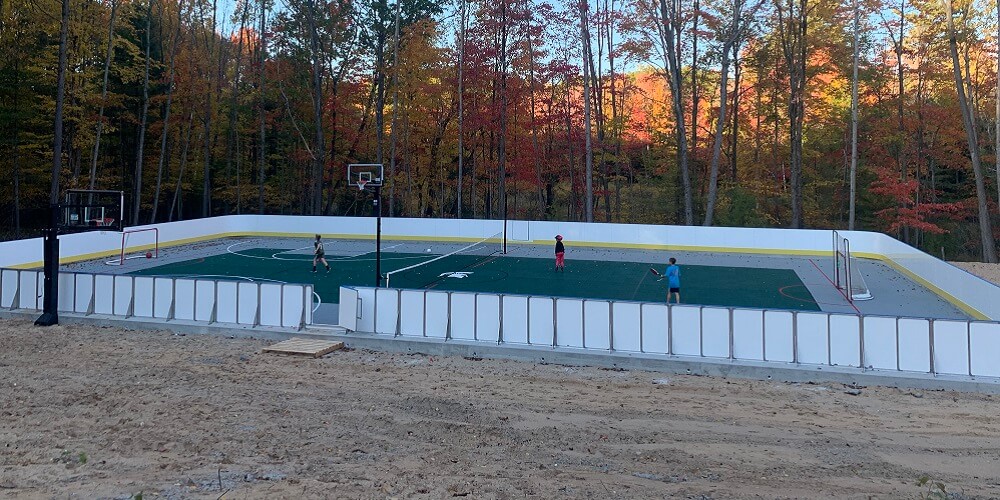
[{"xmin": 1, "ymin": 0, "xmax": 999, "ymax": 260}]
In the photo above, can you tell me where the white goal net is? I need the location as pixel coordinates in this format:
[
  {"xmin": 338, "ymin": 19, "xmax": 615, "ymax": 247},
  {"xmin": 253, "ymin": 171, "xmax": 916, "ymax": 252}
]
[{"xmin": 833, "ymin": 231, "xmax": 873, "ymax": 302}]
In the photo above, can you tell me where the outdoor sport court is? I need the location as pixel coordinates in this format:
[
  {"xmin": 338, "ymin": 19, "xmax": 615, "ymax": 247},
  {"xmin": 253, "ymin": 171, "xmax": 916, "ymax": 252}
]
[{"xmin": 62, "ymin": 235, "xmax": 970, "ymax": 325}]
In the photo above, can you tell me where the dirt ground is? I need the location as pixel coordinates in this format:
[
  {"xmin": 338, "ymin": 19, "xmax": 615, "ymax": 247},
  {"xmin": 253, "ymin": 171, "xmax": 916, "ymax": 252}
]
[{"xmin": 2, "ymin": 318, "xmax": 1000, "ymax": 499}]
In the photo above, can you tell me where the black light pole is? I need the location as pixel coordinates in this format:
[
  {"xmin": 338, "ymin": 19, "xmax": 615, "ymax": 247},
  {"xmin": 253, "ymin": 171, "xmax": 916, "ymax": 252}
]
[{"xmin": 374, "ymin": 185, "xmax": 383, "ymax": 287}]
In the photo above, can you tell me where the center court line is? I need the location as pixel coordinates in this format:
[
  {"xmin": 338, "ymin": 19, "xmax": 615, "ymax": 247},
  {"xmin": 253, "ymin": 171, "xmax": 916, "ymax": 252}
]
[
  {"xmin": 808, "ymin": 259, "xmax": 861, "ymax": 314},
  {"xmin": 226, "ymin": 241, "xmax": 421, "ymax": 262}
]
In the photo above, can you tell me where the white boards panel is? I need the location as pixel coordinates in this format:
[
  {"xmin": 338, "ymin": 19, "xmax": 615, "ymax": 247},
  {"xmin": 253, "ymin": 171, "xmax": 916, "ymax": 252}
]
[
  {"xmin": 701, "ymin": 307, "xmax": 730, "ymax": 358},
  {"xmin": 57, "ymin": 273, "xmax": 76, "ymax": 312},
  {"xmin": 374, "ymin": 288, "xmax": 399, "ymax": 335},
  {"xmin": 829, "ymin": 314, "xmax": 861, "ymax": 367},
  {"xmin": 584, "ymin": 300, "xmax": 611, "ymax": 350},
  {"xmin": 501, "ymin": 295, "xmax": 529, "ymax": 344},
  {"xmin": 281, "ymin": 285, "xmax": 305, "ymax": 328},
  {"xmin": 449, "ymin": 292, "xmax": 476, "ymax": 340},
  {"xmin": 528, "ymin": 297, "xmax": 554, "ymax": 346},
  {"xmin": 113, "ymin": 276, "xmax": 133, "ymax": 316},
  {"xmin": 476, "ymin": 294, "xmax": 501, "ymax": 342},
  {"xmin": 932, "ymin": 320, "xmax": 969, "ymax": 376},
  {"xmin": 153, "ymin": 278, "xmax": 174, "ymax": 319},
  {"xmin": 862, "ymin": 316, "xmax": 897, "ymax": 370},
  {"xmin": 763, "ymin": 311, "xmax": 794, "ymax": 362},
  {"xmin": 398, "ymin": 290, "xmax": 426, "ymax": 337},
  {"xmin": 194, "ymin": 281, "xmax": 215, "ymax": 322},
  {"xmin": 0, "ymin": 269, "xmax": 18, "ymax": 308},
  {"xmin": 94, "ymin": 275, "xmax": 116, "ymax": 316},
  {"xmin": 640, "ymin": 303, "xmax": 668, "ymax": 354},
  {"xmin": 356, "ymin": 287, "xmax": 376, "ymax": 332},
  {"xmin": 732, "ymin": 309, "xmax": 764, "ymax": 361},
  {"xmin": 424, "ymin": 291, "xmax": 449, "ymax": 338},
  {"xmin": 237, "ymin": 281, "xmax": 257, "ymax": 323},
  {"xmin": 258, "ymin": 283, "xmax": 282, "ymax": 326},
  {"xmin": 18, "ymin": 271, "xmax": 39, "ymax": 310},
  {"xmin": 969, "ymin": 322, "xmax": 1000, "ymax": 378},
  {"xmin": 338, "ymin": 287, "xmax": 358, "ymax": 330},
  {"xmin": 214, "ymin": 281, "xmax": 238, "ymax": 323},
  {"xmin": 73, "ymin": 274, "xmax": 95, "ymax": 314},
  {"xmin": 611, "ymin": 302, "xmax": 642, "ymax": 352},
  {"xmin": 556, "ymin": 299, "xmax": 584, "ymax": 348},
  {"xmin": 132, "ymin": 277, "xmax": 156, "ymax": 318},
  {"xmin": 305, "ymin": 286, "xmax": 314, "ymax": 325},
  {"xmin": 795, "ymin": 312, "xmax": 828, "ymax": 365},
  {"xmin": 897, "ymin": 318, "xmax": 931, "ymax": 373},
  {"xmin": 670, "ymin": 306, "xmax": 701, "ymax": 356}
]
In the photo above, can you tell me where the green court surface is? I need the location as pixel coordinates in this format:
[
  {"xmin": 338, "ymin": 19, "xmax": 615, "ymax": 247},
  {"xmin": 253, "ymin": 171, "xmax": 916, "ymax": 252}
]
[{"xmin": 129, "ymin": 248, "xmax": 821, "ymax": 311}]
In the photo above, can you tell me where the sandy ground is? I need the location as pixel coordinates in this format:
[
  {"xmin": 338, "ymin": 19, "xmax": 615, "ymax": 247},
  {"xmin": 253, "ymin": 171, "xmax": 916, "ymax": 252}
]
[{"xmin": 2, "ymin": 319, "xmax": 1000, "ymax": 499}]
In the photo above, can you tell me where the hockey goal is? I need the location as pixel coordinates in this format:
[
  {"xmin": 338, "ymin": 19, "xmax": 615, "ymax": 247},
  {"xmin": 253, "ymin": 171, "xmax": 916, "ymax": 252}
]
[
  {"xmin": 832, "ymin": 230, "xmax": 873, "ymax": 302},
  {"xmin": 105, "ymin": 228, "xmax": 159, "ymax": 266}
]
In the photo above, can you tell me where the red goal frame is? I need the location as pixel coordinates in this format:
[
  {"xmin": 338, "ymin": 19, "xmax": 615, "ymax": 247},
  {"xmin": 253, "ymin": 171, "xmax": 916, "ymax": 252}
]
[{"xmin": 106, "ymin": 228, "xmax": 159, "ymax": 266}]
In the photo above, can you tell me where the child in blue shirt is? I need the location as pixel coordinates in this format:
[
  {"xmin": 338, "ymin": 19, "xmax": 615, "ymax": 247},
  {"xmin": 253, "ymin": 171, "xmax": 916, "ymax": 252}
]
[{"xmin": 665, "ymin": 257, "xmax": 681, "ymax": 304}]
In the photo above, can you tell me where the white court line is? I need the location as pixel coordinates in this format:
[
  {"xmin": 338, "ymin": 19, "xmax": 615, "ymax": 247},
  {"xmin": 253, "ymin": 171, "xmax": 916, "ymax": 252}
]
[{"xmin": 226, "ymin": 241, "xmax": 427, "ymax": 262}]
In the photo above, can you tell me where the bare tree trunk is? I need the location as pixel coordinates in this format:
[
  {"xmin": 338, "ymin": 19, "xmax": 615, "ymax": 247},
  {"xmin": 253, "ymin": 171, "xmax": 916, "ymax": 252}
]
[
  {"xmin": 690, "ymin": 0, "xmax": 700, "ymax": 153},
  {"xmin": 946, "ymin": 0, "xmax": 997, "ymax": 262},
  {"xmin": 258, "ymin": 0, "xmax": 267, "ymax": 214},
  {"xmin": 50, "ymin": 0, "xmax": 70, "ymax": 206},
  {"xmin": 564, "ymin": 75, "xmax": 577, "ymax": 220},
  {"xmin": 704, "ymin": 0, "xmax": 760, "ymax": 224},
  {"xmin": 456, "ymin": 0, "xmax": 465, "ymax": 217},
  {"xmin": 200, "ymin": 0, "xmax": 219, "ymax": 218},
  {"xmin": 580, "ymin": 0, "xmax": 594, "ymax": 222},
  {"xmin": 848, "ymin": 0, "xmax": 859, "ymax": 230},
  {"xmin": 375, "ymin": 19, "xmax": 386, "ymax": 165},
  {"xmin": 151, "ymin": 2, "xmax": 184, "ymax": 224},
  {"xmin": 703, "ymin": 45, "xmax": 730, "ymax": 226},
  {"xmin": 729, "ymin": 40, "xmax": 741, "ymax": 179},
  {"xmin": 896, "ymin": 1, "xmax": 906, "ymax": 239},
  {"xmin": 306, "ymin": 0, "xmax": 324, "ymax": 215},
  {"xmin": 656, "ymin": 0, "xmax": 693, "ymax": 224},
  {"xmin": 88, "ymin": 0, "xmax": 120, "ymax": 190},
  {"xmin": 169, "ymin": 113, "xmax": 195, "ymax": 222},
  {"xmin": 608, "ymin": 0, "xmax": 624, "ymax": 221},
  {"xmin": 223, "ymin": 0, "xmax": 250, "ymax": 216},
  {"xmin": 133, "ymin": 0, "xmax": 153, "ymax": 224},
  {"xmin": 526, "ymin": 3, "xmax": 546, "ymax": 219},
  {"xmin": 495, "ymin": 2, "xmax": 511, "ymax": 220},
  {"xmin": 389, "ymin": 0, "xmax": 401, "ymax": 216},
  {"xmin": 776, "ymin": 0, "xmax": 807, "ymax": 228},
  {"xmin": 13, "ymin": 129, "xmax": 21, "ymax": 236}
]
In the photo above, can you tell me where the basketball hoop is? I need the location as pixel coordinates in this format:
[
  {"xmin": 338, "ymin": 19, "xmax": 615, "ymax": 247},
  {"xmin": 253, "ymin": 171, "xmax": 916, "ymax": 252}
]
[{"xmin": 357, "ymin": 179, "xmax": 368, "ymax": 191}]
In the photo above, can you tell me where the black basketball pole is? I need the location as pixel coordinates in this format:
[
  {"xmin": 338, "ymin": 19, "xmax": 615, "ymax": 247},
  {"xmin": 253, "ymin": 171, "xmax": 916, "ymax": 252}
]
[
  {"xmin": 35, "ymin": 204, "xmax": 60, "ymax": 326},
  {"xmin": 374, "ymin": 185, "xmax": 383, "ymax": 287},
  {"xmin": 503, "ymin": 198, "xmax": 508, "ymax": 254}
]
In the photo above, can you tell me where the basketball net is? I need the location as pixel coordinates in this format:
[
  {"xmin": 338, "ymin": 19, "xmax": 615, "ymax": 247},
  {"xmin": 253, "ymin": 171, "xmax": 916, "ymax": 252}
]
[{"xmin": 357, "ymin": 179, "xmax": 368, "ymax": 191}]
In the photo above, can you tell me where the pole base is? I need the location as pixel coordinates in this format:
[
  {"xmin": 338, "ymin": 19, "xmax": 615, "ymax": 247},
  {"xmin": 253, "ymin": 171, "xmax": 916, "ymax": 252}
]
[{"xmin": 34, "ymin": 312, "xmax": 59, "ymax": 326}]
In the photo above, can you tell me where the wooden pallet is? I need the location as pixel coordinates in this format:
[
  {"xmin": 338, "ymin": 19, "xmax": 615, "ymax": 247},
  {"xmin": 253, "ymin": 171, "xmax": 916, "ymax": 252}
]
[{"xmin": 262, "ymin": 338, "xmax": 344, "ymax": 358}]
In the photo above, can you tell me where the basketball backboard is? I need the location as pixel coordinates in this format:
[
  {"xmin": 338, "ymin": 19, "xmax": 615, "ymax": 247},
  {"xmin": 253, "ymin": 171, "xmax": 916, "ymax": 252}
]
[
  {"xmin": 61, "ymin": 189, "xmax": 124, "ymax": 232},
  {"xmin": 347, "ymin": 164, "xmax": 384, "ymax": 190}
]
